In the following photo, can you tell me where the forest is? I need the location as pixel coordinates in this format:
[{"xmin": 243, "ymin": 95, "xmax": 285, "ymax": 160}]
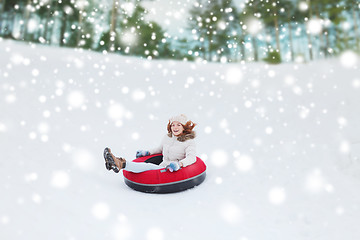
[{"xmin": 0, "ymin": 0, "xmax": 359, "ymax": 63}]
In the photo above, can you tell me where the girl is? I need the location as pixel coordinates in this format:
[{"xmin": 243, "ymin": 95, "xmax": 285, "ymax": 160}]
[{"xmin": 104, "ymin": 114, "xmax": 197, "ymax": 173}]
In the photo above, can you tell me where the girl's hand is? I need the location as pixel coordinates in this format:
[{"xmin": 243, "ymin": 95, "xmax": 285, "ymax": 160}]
[
  {"xmin": 136, "ymin": 150, "xmax": 150, "ymax": 158},
  {"xmin": 166, "ymin": 162, "xmax": 181, "ymax": 172}
]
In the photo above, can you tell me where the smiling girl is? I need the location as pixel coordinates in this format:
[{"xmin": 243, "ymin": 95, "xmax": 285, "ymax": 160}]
[{"xmin": 104, "ymin": 114, "xmax": 197, "ymax": 173}]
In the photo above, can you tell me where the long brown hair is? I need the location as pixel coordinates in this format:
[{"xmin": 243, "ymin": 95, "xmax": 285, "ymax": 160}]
[{"xmin": 167, "ymin": 120, "xmax": 196, "ymax": 136}]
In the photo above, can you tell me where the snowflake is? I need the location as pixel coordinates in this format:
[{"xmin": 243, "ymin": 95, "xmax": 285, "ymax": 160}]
[
  {"xmin": 146, "ymin": 228, "xmax": 164, "ymax": 240},
  {"xmin": 245, "ymin": 18, "xmax": 262, "ymax": 35},
  {"xmin": 307, "ymin": 18, "xmax": 323, "ymax": 35},
  {"xmin": 298, "ymin": 1, "xmax": 309, "ymax": 11},
  {"xmin": 51, "ymin": 170, "xmax": 70, "ymax": 189},
  {"xmin": 0, "ymin": 122, "xmax": 7, "ymax": 132},
  {"xmin": 92, "ymin": 202, "xmax": 110, "ymax": 220},
  {"xmin": 268, "ymin": 187, "xmax": 286, "ymax": 205},
  {"xmin": 121, "ymin": 30, "xmax": 138, "ymax": 46},
  {"xmin": 219, "ymin": 202, "xmax": 241, "ymax": 224},
  {"xmin": 67, "ymin": 90, "xmax": 86, "ymax": 108},
  {"xmin": 235, "ymin": 155, "xmax": 253, "ymax": 172},
  {"xmin": 211, "ymin": 149, "xmax": 228, "ymax": 167},
  {"xmin": 225, "ymin": 67, "xmax": 243, "ymax": 84},
  {"xmin": 72, "ymin": 149, "xmax": 95, "ymax": 171},
  {"xmin": 132, "ymin": 89, "xmax": 146, "ymax": 101},
  {"xmin": 340, "ymin": 51, "xmax": 358, "ymax": 68}
]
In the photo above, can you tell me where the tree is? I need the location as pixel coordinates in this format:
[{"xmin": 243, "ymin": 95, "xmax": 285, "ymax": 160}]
[
  {"xmin": 263, "ymin": 0, "xmax": 281, "ymax": 55},
  {"xmin": 0, "ymin": 0, "xmax": 17, "ymax": 37},
  {"xmin": 72, "ymin": 0, "xmax": 96, "ymax": 48},
  {"xmin": 240, "ymin": 0, "xmax": 263, "ymax": 61},
  {"xmin": 187, "ymin": 0, "xmax": 208, "ymax": 60},
  {"xmin": 282, "ymin": 0, "xmax": 298, "ymax": 61},
  {"xmin": 21, "ymin": 0, "xmax": 32, "ymax": 40},
  {"xmin": 187, "ymin": 0, "xmax": 240, "ymax": 62},
  {"xmin": 324, "ymin": 1, "xmax": 347, "ymax": 54},
  {"xmin": 109, "ymin": 0, "xmax": 119, "ymax": 51},
  {"xmin": 207, "ymin": 0, "xmax": 239, "ymax": 62},
  {"xmin": 117, "ymin": 3, "xmax": 169, "ymax": 58},
  {"xmin": 343, "ymin": 0, "xmax": 360, "ymax": 51},
  {"xmin": 55, "ymin": 0, "xmax": 79, "ymax": 46}
]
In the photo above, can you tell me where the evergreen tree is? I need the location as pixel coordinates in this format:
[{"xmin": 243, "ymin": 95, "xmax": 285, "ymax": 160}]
[
  {"xmin": 36, "ymin": 0, "xmax": 54, "ymax": 44},
  {"xmin": 240, "ymin": 0, "xmax": 263, "ymax": 61},
  {"xmin": 283, "ymin": 1, "xmax": 298, "ymax": 61},
  {"xmin": 0, "ymin": 0, "xmax": 17, "ymax": 37},
  {"xmin": 55, "ymin": 0, "xmax": 79, "ymax": 46},
  {"xmin": 117, "ymin": 3, "xmax": 168, "ymax": 58},
  {"xmin": 304, "ymin": 0, "xmax": 314, "ymax": 60},
  {"xmin": 187, "ymin": 0, "xmax": 240, "ymax": 62},
  {"xmin": 187, "ymin": 0, "xmax": 208, "ymax": 60},
  {"xmin": 259, "ymin": 0, "xmax": 283, "ymax": 56},
  {"xmin": 109, "ymin": 0, "xmax": 119, "ymax": 51},
  {"xmin": 281, "ymin": 0, "xmax": 298, "ymax": 61},
  {"xmin": 324, "ymin": 1, "xmax": 347, "ymax": 53},
  {"xmin": 21, "ymin": 0, "xmax": 32, "ymax": 40},
  {"xmin": 207, "ymin": 0, "xmax": 238, "ymax": 62},
  {"xmin": 73, "ymin": 0, "xmax": 95, "ymax": 49},
  {"xmin": 343, "ymin": 0, "xmax": 360, "ymax": 51}
]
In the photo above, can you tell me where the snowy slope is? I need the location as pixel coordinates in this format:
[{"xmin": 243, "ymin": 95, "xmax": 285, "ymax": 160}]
[{"xmin": 1, "ymin": 39, "xmax": 360, "ymax": 240}]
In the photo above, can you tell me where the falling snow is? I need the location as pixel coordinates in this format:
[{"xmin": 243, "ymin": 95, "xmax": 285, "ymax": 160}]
[{"xmin": 1, "ymin": 39, "xmax": 360, "ymax": 240}]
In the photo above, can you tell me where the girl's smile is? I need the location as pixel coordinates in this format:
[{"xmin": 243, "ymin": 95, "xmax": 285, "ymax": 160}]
[{"xmin": 171, "ymin": 121, "xmax": 184, "ymax": 136}]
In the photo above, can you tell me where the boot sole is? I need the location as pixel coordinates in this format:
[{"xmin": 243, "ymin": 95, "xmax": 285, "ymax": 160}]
[{"xmin": 104, "ymin": 148, "xmax": 119, "ymax": 173}]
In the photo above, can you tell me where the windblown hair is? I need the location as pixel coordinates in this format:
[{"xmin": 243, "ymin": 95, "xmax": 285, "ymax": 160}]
[{"xmin": 167, "ymin": 120, "xmax": 197, "ymax": 137}]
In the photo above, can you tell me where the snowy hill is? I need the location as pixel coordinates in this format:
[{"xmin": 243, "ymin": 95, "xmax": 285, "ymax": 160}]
[{"xmin": 1, "ymin": 39, "xmax": 360, "ymax": 240}]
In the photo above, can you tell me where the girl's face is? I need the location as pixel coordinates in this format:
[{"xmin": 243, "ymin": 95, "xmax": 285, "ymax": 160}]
[{"xmin": 171, "ymin": 121, "xmax": 184, "ymax": 136}]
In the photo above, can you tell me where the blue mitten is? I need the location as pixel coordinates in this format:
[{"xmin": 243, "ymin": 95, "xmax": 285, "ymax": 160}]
[
  {"xmin": 136, "ymin": 150, "xmax": 150, "ymax": 158},
  {"xmin": 166, "ymin": 162, "xmax": 181, "ymax": 172}
]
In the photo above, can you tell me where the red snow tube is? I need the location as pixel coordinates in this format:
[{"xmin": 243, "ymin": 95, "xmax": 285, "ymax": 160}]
[{"xmin": 122, "ymin": 154, "xmax": 206, "ymax": 193}]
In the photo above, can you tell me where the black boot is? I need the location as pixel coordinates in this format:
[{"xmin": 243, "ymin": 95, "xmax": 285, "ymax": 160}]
[
  {"xmin": 103, "ymin": 148, "xmax": 126, "ymax": 173},
  {"xmin": 104, "ymin": 148, "xmax": 112, "ymax": 171},
  {"xmin": 104, "ymin": 147, "xmax": 120, "ymax": 173}
]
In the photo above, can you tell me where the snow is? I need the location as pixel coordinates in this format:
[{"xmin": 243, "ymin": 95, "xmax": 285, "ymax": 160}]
[
  {"xmin": 1, "ymin": 39, "xmax": 360, "ymax": 239},
  {"xmin": 340, "ymin": 51, "xmax": 358, "ymax": 68},
  {"xmin": 307, "ymin": 18, "xmax": 323, "ymax": 35}
]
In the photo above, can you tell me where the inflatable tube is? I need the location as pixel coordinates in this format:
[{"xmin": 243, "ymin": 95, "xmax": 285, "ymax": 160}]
[{"xmin": 123, "ymin": 154, "xmax": 206, "ymax": 193}]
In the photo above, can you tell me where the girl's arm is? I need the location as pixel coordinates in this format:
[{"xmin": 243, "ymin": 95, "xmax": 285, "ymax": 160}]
[
  {"xmin": 149, "ymin": 145, "xmax": 162, "ymax": 155},
  {"xmin": 179, "ymin": 140, "xmax": 196, "ymax": 167},
  {"xmin": 149, "ymin": 136, "xmax": 165, "ymax": 155}
]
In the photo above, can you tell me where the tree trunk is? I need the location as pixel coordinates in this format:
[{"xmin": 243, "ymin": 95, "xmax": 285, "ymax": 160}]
[
  {"xmin": 306, "ymin": 32, "xmax": 313, "ymax": 61},
  {"xmin": 0, "ymin": 0, "xmax": 4, "ymax": 11},
  {"xmin": 43, "ymin": 6, "xmax": 53, "ymax": 44},
  {"xmin": 333, "ymin": 25, "xmax": 340, "ymax": 52},
  {"xmin": 5, "ymin": 9, "xmax": 16, "ymax": 37},
  {"xmin": 352, "ymin": 3, "xmax": 360, "ymax": 50},
  {"xmin": 315, "ymin": 5, "xmax": 324, "ymax": 58},
  {"xmin": 240, "ymin": 31, "xmax": 245, "ymax": 61},
  {"xmin": 0, "ymin": 0, "xmax": 7, "ymax": 34},
  {"xmin": 287, "ymin": 20, "xmax": 294, "ymax": 61},
  {"xmin": 59, "ymin": 13, "xmax": 67, "ymax": 46},
  {"xmin": 252, "ymin": 36, "xmax": 258, "ymax": 61},
  {"xmin": 306, "ymin": 0, "xmax": 313, "ymax": 60},
  {"xmin": 324, "ymin": 30, "xmax": 330, "ymax": 58},
  {"xmin": 207, "ymin": 33, "xmax": 213, "ymax": 61},
  {"xmin": 274, "ymin": 15, "xmax": 281, "ymax": 56},
  {"xmin": 0, "ymin": 0, "xmax": 6, "ymax": 24},
  {"xmin": 22, "ymin": 0, "xmax": 32, "ymax": 40},
  {"xmin": 109, "ymin": 0, "xmax": 118, "ymax": 52},
  {"xmin": 201, "ymin": 34, "xmax": 206, "ymax": 60},
  {"xmin": 77, "ymin": 10, "xmax": 83, "ymax": 46}
]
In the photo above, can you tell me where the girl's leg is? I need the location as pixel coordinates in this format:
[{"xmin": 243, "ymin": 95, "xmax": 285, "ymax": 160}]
[
  {"xmin": 104, "ymin": 148, "xmax": 162, "ymax": 173},
  {"xmin": 124, "ymin": 161, "xmax": 163, "ymax": 173}
]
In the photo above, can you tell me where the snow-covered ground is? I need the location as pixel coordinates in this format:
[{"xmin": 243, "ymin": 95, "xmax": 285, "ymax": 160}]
[{"xmin": 1, "ymin": 39, "xmax": 360, "ymax": 240}]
